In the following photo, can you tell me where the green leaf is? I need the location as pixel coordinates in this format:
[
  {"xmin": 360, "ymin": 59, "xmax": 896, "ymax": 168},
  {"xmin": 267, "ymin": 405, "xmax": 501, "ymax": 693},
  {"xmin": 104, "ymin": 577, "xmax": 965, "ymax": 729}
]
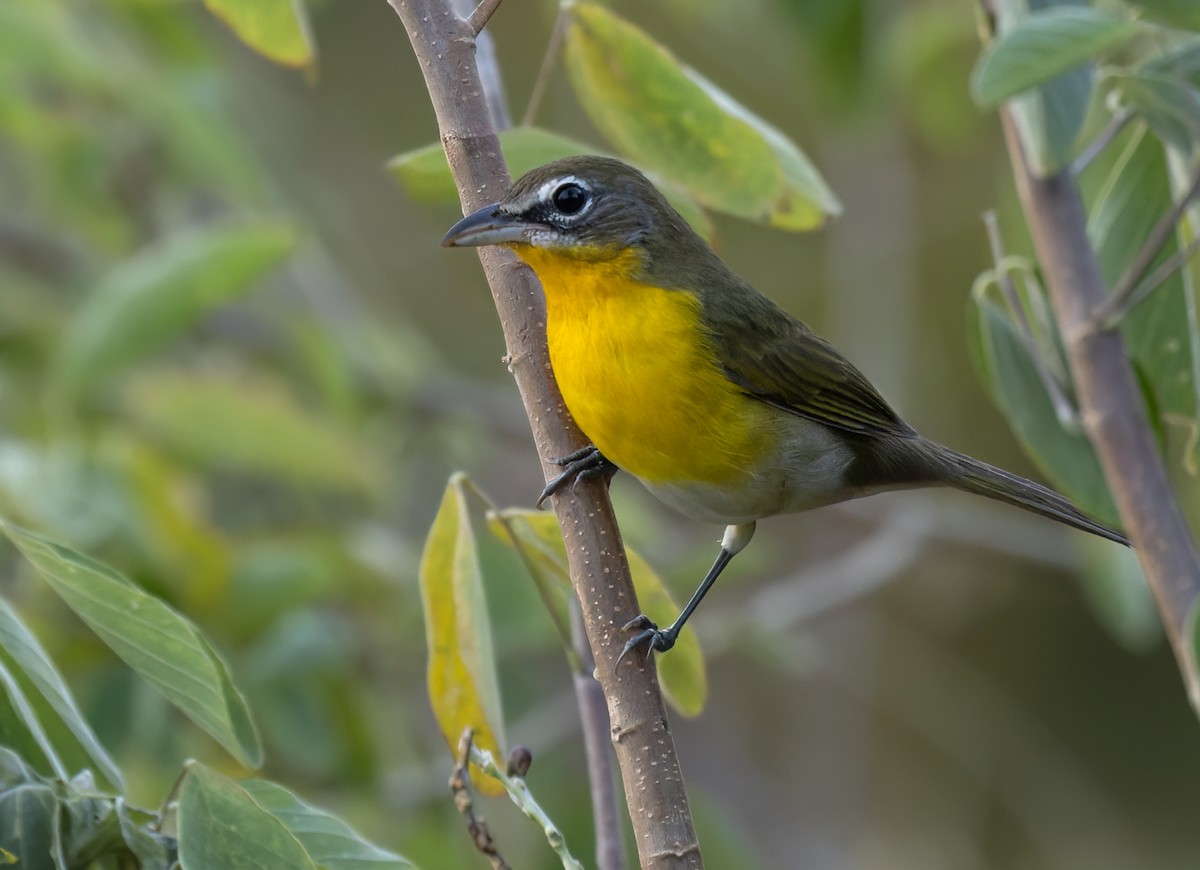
[
  {"xmin": 203, "ymin": 0, "xmax": 315, "ymax": 69},
  {"xmin": 972, "ymin": 7, "xmax": 1140, "ymax": 106},
  {"xmin": 241, "ymin": 779, "xmax": 417, "ymax": 869},
  {"xmin": 388, "ymin": 126, "xmax": 715, "ymax": 240},
  {"xmin": 1124, "ymin": 0, "xmax": 1200, "ymax": 31},
  {"xmin": 116, "ymin": 800, "xmax": 172, "ymax": 870},
  {"xmin": 564, "ymin": 2, "xmax": 839, "ymax": 229},
  {"xmin": 178, "ymin": 764, "xmax": 315, "ymax": 870},
  {"xmin": 0, "ymin": 521, "xmax": 263, "ymax": 768},
  {"xmin": 54, "ymin": 221, "xmax": 296, "ymax": 403},
  {"xmin": 1107, "ymin": 70, "xmax": 1200, "ymax": 153},
  {"xmin": 966, "ymin": 270, "xmax": 1120, "ymax": 524},
  {"xmin": 58, "ymin": 790, "xmax": 123, "ymax": 869},
  {"xmin": 0, "ymin": 660, "xmax": 68, "ymax": 783},
  {"xmin": 0, "ymin": 598, "xmax": 123, "ymax": 790},
  {"xmin": 1141, "ymin": 37, "xmax": 1200, "ymax": 85},
  {"xmin": 488, "ymin": 508, "xmax": 707, "ymax": 718},
  {"xmin": 123, "ymin": 371, "xmax": 381, "ymax": 495},
  {"xmin": 1088, "ymin": 123, "xmax": 1200, "ymax": 466},
  {"xmin": 419, "ymin": 474, "xmax": 506, "ymax": 796},
  {"xmin": 984, "ymin": 0, "xmax": 1116, "ymax": 174},
  {"xmin": 0, "ymin": 785, "xmax": 61, "ymax": 870}
]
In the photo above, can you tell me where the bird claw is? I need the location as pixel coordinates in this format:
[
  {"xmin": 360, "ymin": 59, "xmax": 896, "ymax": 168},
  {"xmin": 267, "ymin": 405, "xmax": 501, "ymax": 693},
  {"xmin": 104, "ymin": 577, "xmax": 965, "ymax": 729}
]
[
  {"xmin": 536, "ymin": 445, "xmax": 617, "ymax": 507},
  {"xmin": 617, "ymin": 614, "xmax": 676, "ymax": 663}
]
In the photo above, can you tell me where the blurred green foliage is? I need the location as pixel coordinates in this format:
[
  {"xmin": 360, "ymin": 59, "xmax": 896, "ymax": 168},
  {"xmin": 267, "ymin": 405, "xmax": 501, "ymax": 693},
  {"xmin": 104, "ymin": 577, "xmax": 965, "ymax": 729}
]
[{"xmin": 1, "ymin": 0, "xmax": 1200, "ymax": 868}]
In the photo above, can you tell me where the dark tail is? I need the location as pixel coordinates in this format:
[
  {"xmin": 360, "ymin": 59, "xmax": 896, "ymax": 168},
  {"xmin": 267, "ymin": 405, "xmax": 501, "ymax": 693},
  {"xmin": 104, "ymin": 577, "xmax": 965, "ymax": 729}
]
[{"xmin": 923, "ymin": 442, "xmax": 1129, "ymax": 546}]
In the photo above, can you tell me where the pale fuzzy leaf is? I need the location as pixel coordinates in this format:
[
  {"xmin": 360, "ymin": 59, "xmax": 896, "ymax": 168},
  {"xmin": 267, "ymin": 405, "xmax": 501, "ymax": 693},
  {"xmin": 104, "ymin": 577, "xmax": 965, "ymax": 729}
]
[
  {"xmin": 241, "ymin": 779, "xmax": 417, "ymax": 869},
  {"xmin": 0, "ymin": 598, "xmax": 123, "ymax": 790},
  {"xmin": 178, "ymin": 764, "xmax": 315, "ymax": 870},
  {"xmin": 972, "ymin": 7, "xmax": 1140, "ymax": 106},
  {"xmin": 0, "ymin": 521, "xmax": 262, "ymax": 768}
]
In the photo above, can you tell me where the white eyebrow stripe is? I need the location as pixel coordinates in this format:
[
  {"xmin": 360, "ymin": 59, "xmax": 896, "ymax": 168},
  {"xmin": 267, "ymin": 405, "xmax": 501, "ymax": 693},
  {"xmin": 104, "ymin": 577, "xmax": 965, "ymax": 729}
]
[
  {"xmin": 536, "ymin": 175, "xmax": 581, "ymax": 203},
  {"xmin": 505, "ymin": 174, "xmax": 595, "ymax": 220}
]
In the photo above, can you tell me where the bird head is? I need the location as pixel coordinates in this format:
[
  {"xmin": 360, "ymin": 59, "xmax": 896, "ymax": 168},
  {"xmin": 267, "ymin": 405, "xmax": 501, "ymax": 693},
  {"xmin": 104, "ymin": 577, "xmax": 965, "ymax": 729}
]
[{"xmin": 442, "ymin": 155, "xmax": 696, "ymax": 265}]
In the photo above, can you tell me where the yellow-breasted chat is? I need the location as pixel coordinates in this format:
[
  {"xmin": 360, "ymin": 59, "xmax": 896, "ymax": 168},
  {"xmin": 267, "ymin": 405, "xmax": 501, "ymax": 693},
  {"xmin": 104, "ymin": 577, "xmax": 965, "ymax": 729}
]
[{"xmin": 442, "ymin": 155, "xmax": 1129, "ymax": 660}]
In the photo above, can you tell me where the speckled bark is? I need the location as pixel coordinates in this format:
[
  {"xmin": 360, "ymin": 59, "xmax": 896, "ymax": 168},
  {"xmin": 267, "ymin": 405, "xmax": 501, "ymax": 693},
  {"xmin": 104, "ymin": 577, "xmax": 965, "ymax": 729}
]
[{"xmin": 387, "ymin": 1, "xmax": 703, "ymax": 865}]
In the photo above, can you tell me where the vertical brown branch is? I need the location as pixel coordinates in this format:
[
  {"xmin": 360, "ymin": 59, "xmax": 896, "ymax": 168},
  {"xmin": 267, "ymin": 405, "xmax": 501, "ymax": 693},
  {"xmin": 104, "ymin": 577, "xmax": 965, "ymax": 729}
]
[
  {"xmin": 385, "ymin": 1, "xmax": 703, "ymax": 866},
  {"xmin": 998, "ymin": 111, "xmax": 1200, "ymax": 706}
]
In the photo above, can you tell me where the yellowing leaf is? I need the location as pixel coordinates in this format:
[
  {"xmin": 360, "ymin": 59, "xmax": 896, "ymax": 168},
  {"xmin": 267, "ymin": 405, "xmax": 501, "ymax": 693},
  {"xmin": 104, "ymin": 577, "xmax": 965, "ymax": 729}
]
[
  {"xmin": 489, "ymin": 508, "xmax": 707, "ymax": 718},
  {"xmin": 388, "ymin": 126, "xmax": 715, "ymax": 239},
  {"xmin": 564, "ymin": 3, "xmax": 838, "ymax": 230},
  {"xmin": 203, "ymin": 0, "xmax": 315, "ymax": 70},
  {"xmin": 420, "ymin": 475, "xmax": 506, "ymax": 795}
]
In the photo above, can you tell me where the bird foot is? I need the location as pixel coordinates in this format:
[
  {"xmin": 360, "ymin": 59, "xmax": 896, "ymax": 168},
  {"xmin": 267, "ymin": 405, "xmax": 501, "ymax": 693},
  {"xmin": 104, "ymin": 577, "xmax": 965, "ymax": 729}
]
[
  {"xmin": 536, "ymin": 445, "xmax": 617, "ymax": 507},
  {"xmin": 617, "ymin": 614, "xmax": 677, "ymax": 663}
]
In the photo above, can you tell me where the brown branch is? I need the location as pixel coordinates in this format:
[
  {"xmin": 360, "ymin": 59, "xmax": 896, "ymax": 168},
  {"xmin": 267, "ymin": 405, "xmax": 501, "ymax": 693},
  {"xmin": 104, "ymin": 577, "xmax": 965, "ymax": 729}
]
[
  {"xmin": 386, "ymin": 1, "xmax": 703, "ymax": 866},
  {"xmin": 467, "ymin": 0, "xmax": 504, "ymax": 35},
  {"xmin": 571, "ymin": 603, "xmax": 626, "ymax": 870},
  {"xmin": 451, "ymin": 730, "xmax": 511, "ymax": 870},
  {"xmin": 998, "ymin": 109, "xmax": 1200, "ymax": 708}
]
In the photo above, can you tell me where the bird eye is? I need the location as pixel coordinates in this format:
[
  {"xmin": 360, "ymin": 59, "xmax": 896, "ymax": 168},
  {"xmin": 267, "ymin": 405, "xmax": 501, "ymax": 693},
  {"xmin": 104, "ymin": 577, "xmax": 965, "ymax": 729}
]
[{"xmin": 551, "ymin": 182, "xmax": 589, "ymax": 216}]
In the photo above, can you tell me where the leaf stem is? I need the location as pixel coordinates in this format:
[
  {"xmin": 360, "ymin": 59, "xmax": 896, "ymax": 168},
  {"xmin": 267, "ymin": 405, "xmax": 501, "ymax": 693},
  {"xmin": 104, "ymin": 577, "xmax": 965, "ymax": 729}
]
[
  {"xmin": 982, "ymin": 210, "xmax": 1079, "ymax": 429},
  {"xmin": 521, "ymin": 4, "xmax": 570, "ymax": 127},
  {"xmin": 1092, "ymin": 160, "xmax": 1200, "ymax": 328},
  {"xmin": 1098, "ymin": 234, "xmax": 1200, "ymax": 328},
  {"xmin": 471, "ymin": 740, "xmax": 585, "ymax": 870},
  {"xmin": 1069, "ymin": 109, "xmax": 1132, "ymax": 177}
]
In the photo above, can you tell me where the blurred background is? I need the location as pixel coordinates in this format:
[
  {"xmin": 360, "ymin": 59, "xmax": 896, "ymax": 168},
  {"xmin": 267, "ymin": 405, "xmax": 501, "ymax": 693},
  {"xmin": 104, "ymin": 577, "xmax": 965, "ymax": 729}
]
[{"xmin": 2, "ymin": 0, "xmax": 1199, "ymax": 867}]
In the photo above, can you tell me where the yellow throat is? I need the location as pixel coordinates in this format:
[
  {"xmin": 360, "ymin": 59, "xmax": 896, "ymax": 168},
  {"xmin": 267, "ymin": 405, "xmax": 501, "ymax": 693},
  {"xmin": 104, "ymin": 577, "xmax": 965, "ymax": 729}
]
[{"xmin": 516, "ymin": 246, "xmax": 778, "ymax": 487}]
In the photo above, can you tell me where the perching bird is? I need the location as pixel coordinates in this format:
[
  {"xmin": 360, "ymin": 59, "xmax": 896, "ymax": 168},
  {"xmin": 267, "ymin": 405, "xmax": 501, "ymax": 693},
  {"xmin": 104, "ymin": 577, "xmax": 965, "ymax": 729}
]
[{"xmin": 442, "ymin": 156, "xmax": 1128, "ymax": 660}]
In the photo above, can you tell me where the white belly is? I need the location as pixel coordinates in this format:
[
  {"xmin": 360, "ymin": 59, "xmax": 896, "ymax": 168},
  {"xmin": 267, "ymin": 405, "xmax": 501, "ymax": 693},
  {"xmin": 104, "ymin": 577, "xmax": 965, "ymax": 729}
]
[{"xmin": 640, "ymin": 416, "xmax": 858, "ymax": 525}]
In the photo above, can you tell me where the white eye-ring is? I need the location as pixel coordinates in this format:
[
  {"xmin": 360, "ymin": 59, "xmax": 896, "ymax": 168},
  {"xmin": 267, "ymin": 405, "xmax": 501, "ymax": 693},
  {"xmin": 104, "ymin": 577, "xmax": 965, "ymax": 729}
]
[{"xmin": 536, "ymin": 175, "xmax": 593, "ymax": 220}]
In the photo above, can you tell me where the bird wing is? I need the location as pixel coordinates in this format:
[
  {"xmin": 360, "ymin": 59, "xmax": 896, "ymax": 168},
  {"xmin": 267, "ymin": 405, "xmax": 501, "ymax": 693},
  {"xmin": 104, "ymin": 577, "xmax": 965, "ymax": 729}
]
[{"xmin": 704, "ymin": 288, "xmax": 915, "ymax": 439}]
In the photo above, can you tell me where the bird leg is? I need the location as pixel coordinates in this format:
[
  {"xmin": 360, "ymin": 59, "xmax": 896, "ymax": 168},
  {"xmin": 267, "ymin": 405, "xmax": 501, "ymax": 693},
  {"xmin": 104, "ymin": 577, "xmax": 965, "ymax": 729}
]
[
  {"xmin": 536, "ymin": 444, "xmax": 619, "ymax": 507},
  {"xmin": 618, "ymin": 522, "xmax": 756, "ymax": 661}
]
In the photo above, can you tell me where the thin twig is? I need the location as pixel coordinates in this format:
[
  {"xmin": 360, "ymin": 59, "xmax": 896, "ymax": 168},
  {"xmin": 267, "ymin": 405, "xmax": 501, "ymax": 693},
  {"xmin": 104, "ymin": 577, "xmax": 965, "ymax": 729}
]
[
  {"xmin": 521, "ymin": 5, "xmax": 570, "ymax": 127},
  {"xmin": 982, "ymin": 211, "xmax": 1079, "ymax": 428},
  {"xmin": 467, "ymin": 0, "xmax": 505, "ymax": 35},
  {"xmin": 1099, "ymin": 234, "xmax": 1200, "ymax": 327},
  {"xmin": 470, "ymin": 743, "xmax": 585, "ymax": 870},
  {"xmin": 1069, "ymin": 109, "xmax": 1133, "ymax": 177},
  {"xmin": 451, "ymin": 730, "xmax": 511, "ymax": 870},
  {"xmin": 571, "ymin": 603, "xmax": 626, "ymax": 870},
  {"xmin": 1092, "ymin": 161, "xmax": 1200, "ymax": 327},
  {"xmin": 451, "ymin": 0, "xmax": 511, "ymax": 129}
]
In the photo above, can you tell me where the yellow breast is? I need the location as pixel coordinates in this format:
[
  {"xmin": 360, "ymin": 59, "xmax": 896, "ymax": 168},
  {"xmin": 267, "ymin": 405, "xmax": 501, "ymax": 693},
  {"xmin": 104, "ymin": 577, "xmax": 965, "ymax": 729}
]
[{"xmin": 517, "ymin": 247, "xmax": 778, "ymax": 486}]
